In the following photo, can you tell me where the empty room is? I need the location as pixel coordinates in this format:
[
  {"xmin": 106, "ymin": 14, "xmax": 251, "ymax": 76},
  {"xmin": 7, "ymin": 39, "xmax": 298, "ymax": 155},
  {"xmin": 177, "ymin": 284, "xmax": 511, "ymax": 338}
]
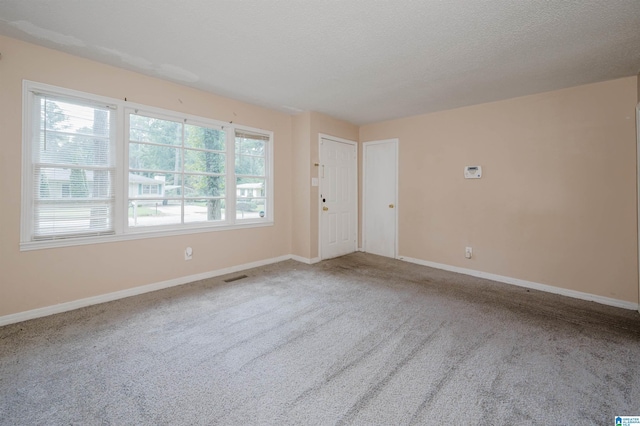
[{"xmin": 1, "ymin": 1, "xmax": 640, "ymax": 424}]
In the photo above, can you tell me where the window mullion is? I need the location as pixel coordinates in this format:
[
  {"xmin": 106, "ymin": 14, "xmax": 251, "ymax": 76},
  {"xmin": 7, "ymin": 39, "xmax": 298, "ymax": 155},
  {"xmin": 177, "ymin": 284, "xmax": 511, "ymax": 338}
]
[
  {"xmin": 227, "ymin": 127, "xmax": 236, "ymax": 224},
  {"xmin": 267, "ymin": 135, "xmax": 273, "ymax": 221},
  {"xmin": 181, "ymin": 121, "xmax": 185, "ymax": 224},
  {"xmin": 118, "ymin": 110, "xmax": 131, "ymax": 234}
]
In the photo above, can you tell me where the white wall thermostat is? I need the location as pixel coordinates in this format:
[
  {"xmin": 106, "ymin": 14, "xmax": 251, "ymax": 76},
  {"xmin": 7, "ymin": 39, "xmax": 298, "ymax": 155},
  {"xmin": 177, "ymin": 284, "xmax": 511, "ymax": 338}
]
[{"xmin": 464, "ymin": 166, "xmax": 482, "ymax": 179}]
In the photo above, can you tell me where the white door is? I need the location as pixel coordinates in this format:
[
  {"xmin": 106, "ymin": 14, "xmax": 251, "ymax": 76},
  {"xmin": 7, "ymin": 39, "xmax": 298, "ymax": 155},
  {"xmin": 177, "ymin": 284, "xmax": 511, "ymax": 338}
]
[
  {"xmin": 320, "ymin": 137, "xmax": 357, "ymax": 260},
  {"xmin": 364, "ymin": 139, "xmax": 398, "ymax": 258}
]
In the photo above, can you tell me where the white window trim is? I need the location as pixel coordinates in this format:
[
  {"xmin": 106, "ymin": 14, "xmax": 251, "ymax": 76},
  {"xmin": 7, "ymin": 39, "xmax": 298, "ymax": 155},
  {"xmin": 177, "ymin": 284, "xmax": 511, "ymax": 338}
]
[
  {"xmin": 124, "ymin": 107, "xmax": 231, "ymax": 232},
  {"xmin": 20, "ymin": 80, "xmax": 274, "ymax": 251}
]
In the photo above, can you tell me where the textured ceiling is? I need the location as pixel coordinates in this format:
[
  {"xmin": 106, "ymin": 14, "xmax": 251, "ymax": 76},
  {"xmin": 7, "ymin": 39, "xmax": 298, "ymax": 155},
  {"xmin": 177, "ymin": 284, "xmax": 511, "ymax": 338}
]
[{"xmin": 0, "ymin": 1, "xmax": 639, "ymax": 124}]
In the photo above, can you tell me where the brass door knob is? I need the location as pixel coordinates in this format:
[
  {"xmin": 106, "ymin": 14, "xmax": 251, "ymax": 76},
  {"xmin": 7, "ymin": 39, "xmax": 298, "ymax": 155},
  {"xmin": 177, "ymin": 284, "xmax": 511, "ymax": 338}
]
[
  {"xmin": 323, "ymin": 206, "xmax": 329, "ymax": 211},
  {"xmin": 389, "ymin": 204, "xmax": 395, "ymax": 208}
]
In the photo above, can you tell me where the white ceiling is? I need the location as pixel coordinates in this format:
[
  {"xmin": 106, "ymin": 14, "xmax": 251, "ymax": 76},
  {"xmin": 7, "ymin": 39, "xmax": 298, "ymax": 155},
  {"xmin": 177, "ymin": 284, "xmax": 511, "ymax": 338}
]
[{"xmin": 0, "ymin": 1, "xmax": 639, "ymax": 125}]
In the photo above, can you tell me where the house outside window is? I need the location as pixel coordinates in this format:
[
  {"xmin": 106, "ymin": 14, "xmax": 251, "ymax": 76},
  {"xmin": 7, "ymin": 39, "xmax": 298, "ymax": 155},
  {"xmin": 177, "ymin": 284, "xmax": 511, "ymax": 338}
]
[{"xmin": 235, "ymin": 130, "xmax": 268, "ymax": 219}]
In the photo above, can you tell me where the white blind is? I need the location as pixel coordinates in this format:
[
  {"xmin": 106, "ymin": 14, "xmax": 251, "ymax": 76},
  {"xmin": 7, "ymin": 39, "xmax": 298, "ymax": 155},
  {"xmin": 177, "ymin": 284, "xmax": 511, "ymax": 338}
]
[
  {"xmin": 32, "ymin": 94, "xmax": 116, "ymax": 240},
  {"xmin": 235, "ymin": 129, "xmax": 270, "ymax": 141}
]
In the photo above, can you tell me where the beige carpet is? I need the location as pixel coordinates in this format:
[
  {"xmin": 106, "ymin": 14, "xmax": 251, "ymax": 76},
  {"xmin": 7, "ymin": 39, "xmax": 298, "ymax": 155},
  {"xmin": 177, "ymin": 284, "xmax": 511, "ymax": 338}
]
[{"xmin": 1, "ymin": 253, "xmax": 639, "ymax": 425}]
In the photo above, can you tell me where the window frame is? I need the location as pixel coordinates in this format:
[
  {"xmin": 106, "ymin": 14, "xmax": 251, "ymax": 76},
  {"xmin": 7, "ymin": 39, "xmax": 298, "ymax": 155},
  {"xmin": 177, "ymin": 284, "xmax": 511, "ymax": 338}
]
[
  {"xmin": 21, "ymin": 80, "xmax": 274, "ymax": 251},
  {"xmin": 234, "ymin": 129, "xmax": 270, "ymax": 222},
  {"xmin": 125, "ymin": 108, "xmax": 233, "ymax": 233}
]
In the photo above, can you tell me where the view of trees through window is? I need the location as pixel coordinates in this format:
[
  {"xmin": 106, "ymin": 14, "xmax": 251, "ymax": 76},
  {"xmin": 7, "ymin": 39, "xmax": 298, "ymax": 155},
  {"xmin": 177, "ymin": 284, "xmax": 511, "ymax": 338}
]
[
  {"xmin": 24, "ymin": 83, "xmax": 272, "ymax": 245},
  {"xmin": 34, "ymin": 96, "xmax": 114, "ymax": 238},
  {"xmin": 128, "ymin": 114, "xmax": 267, "ymax": 227},
  {"xmin": 235, "ymin": 132, "xmax": 267, "ymax": 220}
]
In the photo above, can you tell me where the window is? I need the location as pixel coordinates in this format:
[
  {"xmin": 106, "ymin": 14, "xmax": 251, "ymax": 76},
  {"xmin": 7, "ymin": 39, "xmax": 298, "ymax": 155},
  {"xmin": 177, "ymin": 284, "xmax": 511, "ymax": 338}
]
[
  {"xmin": 235, "ymin": 130, "xmax": 268, "ymax": 220},
  {"xmin": 21, "ymin": 81, "xmax": 273, "ymax": 250},
  {"xmin": 139, "ymin": 184, "xmax": 161, "ymax": 195},
  {"xmin": 24, "ymin": 91, "xmax": 116, "ymax": 241},
  {"xmin": 127, "ymin": 112, "xmax": 227, "ymax": 228}
]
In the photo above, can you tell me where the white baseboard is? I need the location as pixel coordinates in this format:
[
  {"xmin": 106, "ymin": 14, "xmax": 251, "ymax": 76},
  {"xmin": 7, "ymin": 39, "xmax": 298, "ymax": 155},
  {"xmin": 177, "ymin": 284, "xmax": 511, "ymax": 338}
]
[
  {"xmin": 0, "ymin": 254, "xmax": 293, "ymax": 327},
  {"xmin": 5, "ymin": 253, "xmax": 635, "ymax": 327},
  {"xmin": 290, "ymin": 255, "xmax": 321, "ymax": 265},
  {"xmin": 399, "ymin": 256, "xmax": 639, "ymax": 311}
]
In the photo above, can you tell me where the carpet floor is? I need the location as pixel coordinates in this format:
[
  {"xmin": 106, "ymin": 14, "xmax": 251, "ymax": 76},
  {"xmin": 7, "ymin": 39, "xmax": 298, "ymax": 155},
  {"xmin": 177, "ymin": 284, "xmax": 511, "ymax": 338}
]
[{"xmin": 1, "ymin": 253, "xmax": 639, "ymax": 425}]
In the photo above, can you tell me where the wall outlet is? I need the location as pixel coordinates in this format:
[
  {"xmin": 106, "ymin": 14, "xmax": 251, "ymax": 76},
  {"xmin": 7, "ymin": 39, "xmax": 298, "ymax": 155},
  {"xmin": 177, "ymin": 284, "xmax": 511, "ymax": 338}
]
[
  {"xmin": 184, "ymin": 247, "xmax": 193, "ymax": 261},
  {"xmin": 465, "ymin": 247, "xmax": 472, "ymax": 259}
]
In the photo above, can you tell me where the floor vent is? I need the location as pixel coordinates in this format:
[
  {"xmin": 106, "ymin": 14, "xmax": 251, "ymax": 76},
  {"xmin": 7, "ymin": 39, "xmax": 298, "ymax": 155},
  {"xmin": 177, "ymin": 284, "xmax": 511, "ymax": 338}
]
[{"xmin": 224, "ymin": 274, "xmax": 248, "ymax": 283}]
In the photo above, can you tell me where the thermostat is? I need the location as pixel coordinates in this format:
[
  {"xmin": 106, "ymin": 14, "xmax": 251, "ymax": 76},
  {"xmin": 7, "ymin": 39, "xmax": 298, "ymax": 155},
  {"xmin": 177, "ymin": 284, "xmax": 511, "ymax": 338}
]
[{"xmin": 464, "ymin": 166, "xmax": 482, "ymax": 179}]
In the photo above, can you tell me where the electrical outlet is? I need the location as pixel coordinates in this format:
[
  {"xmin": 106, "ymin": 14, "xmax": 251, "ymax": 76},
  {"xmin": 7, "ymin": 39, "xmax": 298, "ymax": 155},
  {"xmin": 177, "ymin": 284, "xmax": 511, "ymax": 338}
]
[
  {"xmin": 184, "ymin": 247, "xmax": 193, "ymax": 261},
  {"xmin": 465, "ymin": 247, "xmax": 472, "ymax": 259}
]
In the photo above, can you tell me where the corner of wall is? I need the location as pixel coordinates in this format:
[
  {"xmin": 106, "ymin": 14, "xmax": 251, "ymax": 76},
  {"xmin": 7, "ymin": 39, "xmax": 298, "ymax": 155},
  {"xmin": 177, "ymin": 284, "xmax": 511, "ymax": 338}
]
[{"xmin": 291, "ymin": 112, "xmax": 312, "ymax": 258}]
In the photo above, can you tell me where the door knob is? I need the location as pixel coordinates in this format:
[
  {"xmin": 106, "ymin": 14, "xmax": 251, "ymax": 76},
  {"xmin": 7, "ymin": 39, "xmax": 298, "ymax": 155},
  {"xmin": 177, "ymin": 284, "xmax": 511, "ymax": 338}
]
[
  {"xmin": 323, "ymin": 206, "xmax": 329, "ymax": 211},
  {"xmin": 389, "ymin": 204, "xmax": 395, "ymax": 208}
]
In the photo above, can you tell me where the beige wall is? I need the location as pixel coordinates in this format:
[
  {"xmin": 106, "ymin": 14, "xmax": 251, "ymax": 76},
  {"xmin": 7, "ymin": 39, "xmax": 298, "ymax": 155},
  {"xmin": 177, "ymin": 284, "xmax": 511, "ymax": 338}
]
[
  {"xmin": 291, "ymin": 111, "xmax": 358, "ymax": 260},
  {"xmin": 360, "ymin": 76, "xmax": 639, "ymax": 303},
  {"xmin": 291, "ymin": 112, "xmax": 312, "ymax": 258},
  {"xmin": 0, "ymin": 36, "xmax": 293, "ymax": 317},
  {"xmin": 1, "ymin": 34, "xmax": 638, "ymax": 319}
]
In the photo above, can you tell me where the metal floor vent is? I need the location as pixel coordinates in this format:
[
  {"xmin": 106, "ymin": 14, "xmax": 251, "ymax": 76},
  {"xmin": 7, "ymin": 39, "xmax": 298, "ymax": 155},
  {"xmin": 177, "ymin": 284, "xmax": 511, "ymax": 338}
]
[{"xmin": 224, "ymin": 274, "xmax": 248, "ymax": 283}]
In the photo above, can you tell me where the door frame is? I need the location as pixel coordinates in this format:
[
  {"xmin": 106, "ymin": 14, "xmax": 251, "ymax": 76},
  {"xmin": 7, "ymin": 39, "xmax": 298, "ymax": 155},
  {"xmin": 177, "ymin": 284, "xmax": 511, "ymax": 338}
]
[
  {"xmin": 362, "ymin": 138, "xmax": 399, "ymax": 259},
  {"xmin": 318, "ymin": 133, "xmax": 358, "ymax": 260},
  {"xmin": 636, "ymin": 103, "xmax": 639, "ymax": 312}
]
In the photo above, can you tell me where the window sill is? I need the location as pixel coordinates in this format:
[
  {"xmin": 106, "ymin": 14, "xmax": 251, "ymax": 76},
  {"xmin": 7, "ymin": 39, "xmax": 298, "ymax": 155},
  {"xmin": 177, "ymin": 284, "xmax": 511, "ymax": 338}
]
[{"xmin": 19, "ymin": 220, "xmax": 274, "ymax": 251}]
